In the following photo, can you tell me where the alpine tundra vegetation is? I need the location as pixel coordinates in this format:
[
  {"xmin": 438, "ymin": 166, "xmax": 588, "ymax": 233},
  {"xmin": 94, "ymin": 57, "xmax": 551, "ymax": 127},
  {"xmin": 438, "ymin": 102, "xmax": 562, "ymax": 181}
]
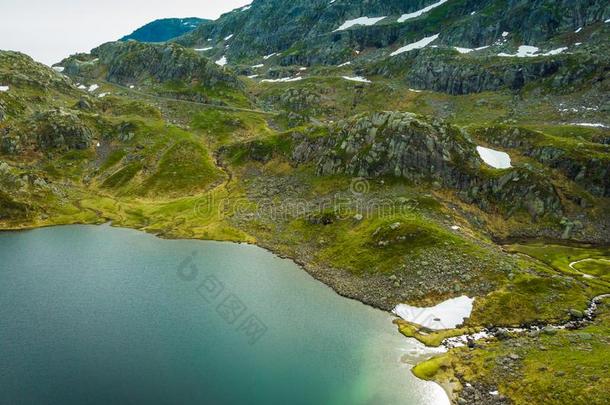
[{"xmin": 1, "ymin": 0, "xmax": 609, "ymax": 404}]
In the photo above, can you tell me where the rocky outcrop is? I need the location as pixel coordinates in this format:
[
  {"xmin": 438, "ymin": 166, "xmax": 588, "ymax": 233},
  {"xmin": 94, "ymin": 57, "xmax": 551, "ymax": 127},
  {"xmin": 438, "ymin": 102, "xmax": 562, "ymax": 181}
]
[
  {"xmin": 33, "ymin": 109, "xmax": 93, "ymax": 151},
  {"xmin": 177, "ymin": 0, "xmax": 609, "ymax": 60},
  {"xmin": 474, "ymin": 126, "xmax": 610, "ymax": 197},
  {"xmin": 368, "ymin": 48, "xmax": 607, "ymax": 95},
  {"xmin": 61, "ymin": 42, "xmax": 242, "ymax": 89},
  {"xmin": 289, "ymin": 112, "xmax": 563, "ymax": 218}
]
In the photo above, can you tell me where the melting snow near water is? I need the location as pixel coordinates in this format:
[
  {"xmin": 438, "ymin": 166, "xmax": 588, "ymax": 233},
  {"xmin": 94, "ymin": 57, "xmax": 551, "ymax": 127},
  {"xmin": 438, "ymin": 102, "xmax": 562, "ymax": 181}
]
[
  {"xmin": 393, "ymin": 296, "xmax": 475, "ymax": 330},
  {"xmin": 477, "ymin": 146, "xmax": 512, "ymax": 169}
]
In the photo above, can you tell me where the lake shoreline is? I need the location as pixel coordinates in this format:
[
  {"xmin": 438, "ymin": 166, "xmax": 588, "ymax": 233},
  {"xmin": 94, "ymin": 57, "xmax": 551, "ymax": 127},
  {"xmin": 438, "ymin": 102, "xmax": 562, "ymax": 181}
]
[{"xmin": 1, "ymin": 219, "xmax": 458, "ymax": 401}]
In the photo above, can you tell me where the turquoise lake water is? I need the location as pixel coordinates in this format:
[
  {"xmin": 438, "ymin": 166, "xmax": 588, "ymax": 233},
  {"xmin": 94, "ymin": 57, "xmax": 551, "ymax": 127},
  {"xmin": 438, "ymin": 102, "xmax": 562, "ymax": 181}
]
[{"xmin": 0, "ymin": 224, "xmax": 448, "ymax": 405}]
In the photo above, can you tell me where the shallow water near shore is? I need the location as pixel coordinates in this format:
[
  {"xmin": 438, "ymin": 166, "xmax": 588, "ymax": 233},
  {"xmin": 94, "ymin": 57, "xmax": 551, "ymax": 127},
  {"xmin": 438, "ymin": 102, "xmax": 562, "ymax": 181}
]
[{"xmin": 0, "ymin": 224, "xmax": 448, "ymax": 405}]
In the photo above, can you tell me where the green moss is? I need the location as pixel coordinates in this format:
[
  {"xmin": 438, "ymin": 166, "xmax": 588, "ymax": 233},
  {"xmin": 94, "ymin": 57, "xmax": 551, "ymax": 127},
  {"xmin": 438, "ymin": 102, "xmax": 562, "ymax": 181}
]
[
  {"xmin": 102, "ymin": 162, "xmax": 143, "ymax": 189},
  {"xmin": 141, "ymin": 139, "xmax": 221, "ymax": 196},
  {"xmin": 395, "ymin": 319, "xmax": 477, "ymax": 347},
  {"xmin": 0, "ymin": 191, "xmax": 31, "ymax": 220},
  {"xmin": 428, "ymin": 302, "xmax": 610, "ymax": 405},
  {"xmin": 412, "ymin": 355, "xmax": 451, "ymax": 380},
  {"xmin": 100, "ymin": 150, "xmax": 126, "ymax": 172}
]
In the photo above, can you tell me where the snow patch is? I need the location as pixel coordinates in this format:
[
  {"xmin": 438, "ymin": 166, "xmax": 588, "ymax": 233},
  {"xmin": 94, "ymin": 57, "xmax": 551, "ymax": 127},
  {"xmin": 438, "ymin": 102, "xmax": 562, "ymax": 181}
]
[
  {"xmin": 334, "ymin": 16, "xmax": 387, "ymax": 32},
  {"xmin": 0, "ymin": 85, "xmax": 9, "ymax": 92},
  {"xmin": 342, "ymin": 76, "xmax": 371, "ymax": 83},
  {"xmin": 195, "ymin": 47, "xmax": 213, "ymax": 52},
  {"xmin": 398, "ymin": 0, "xmax": 449, "ymax": 23},
  {"xmin": 215, "ymin": 56, "xmax": 227, "ymax": 66},
  {"xmin": 52, "ymin": 66, "xmax": 65, "ymax": 72},
  {"xmin": 390, "ymin": 34, "xmax": 439, "ymax": 56},
  {"xmin": 477, "ymin": 146, "xmax": 512, "ymax": 169},
  {"xmin": 337, "ymin": 61, "xmax": 351, "ymax": 67},
  {"xmin": 498, "ymin": 45, "xmax": 568, "ymax": 57},
  {"xmin": 261, "ymin": 77, "xmax": 303, "ymax": 83},
  {"xmin": 454, "ymin": 45, "xmax": 489, "ymax": 53},
  {"xmin": 88, "ymin": 84, "xmax": 99, "ymax": 92},
  {"xmin": 393, "ymin": 296, "xmax": 475, "ymax": 330},
  {"xmin": 571, "ymin": 123, "xmax": 608, "ymax": 128}
]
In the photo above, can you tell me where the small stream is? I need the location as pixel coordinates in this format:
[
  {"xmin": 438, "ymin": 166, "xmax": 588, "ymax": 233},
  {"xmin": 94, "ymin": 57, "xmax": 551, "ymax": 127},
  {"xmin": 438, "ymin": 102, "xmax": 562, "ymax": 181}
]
[{"xmin": 442, "ymin": 294, "xmax": 610, "ymax": 348}]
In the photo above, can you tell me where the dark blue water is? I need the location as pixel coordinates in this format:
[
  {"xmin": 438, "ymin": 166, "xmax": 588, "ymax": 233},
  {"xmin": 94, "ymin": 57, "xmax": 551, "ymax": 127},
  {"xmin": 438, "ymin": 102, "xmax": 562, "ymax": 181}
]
[{"xmin": 0, "ymin": 225, "xmax": 448, "ymax": 405}]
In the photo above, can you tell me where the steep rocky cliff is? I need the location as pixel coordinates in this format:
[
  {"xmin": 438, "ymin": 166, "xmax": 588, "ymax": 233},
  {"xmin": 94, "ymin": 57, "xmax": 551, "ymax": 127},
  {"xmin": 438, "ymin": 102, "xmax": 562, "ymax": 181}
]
[{"xmin": 59, "ymin": 42, "xmax": 242, "ymax": 89}]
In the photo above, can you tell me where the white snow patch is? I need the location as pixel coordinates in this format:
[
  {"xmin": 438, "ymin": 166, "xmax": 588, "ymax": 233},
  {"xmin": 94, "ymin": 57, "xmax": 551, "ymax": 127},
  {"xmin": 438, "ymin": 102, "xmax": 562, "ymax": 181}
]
[
  {"xmin": 393, "ymin": 296, "xmax": 475, "ymax": 330},
  {"xmin": 543, "ymin": 47, "xmax": 568, "ymax": 56},
  {"xmin": 502, "ymin": 31, "xmax": 509, "ymax": 37},
  {"xmin": 455, "ymin": 45, "xmax": 490, "ymax": 53},
  {"xmin": 0, "ymin": 85, "xmax": 9, "ymax": 92},
  {"xmin": 409, "ymin": 88, "xmax": 423, "ymax": 93},
  {"xmin": 261, "ymin": 77, "xmax": 303, "ymax": 83},
  {"xmin": 477, "ymin": 146, "xmax": 512, "ymax": 169},
  {"xmin": 498, "ymin": 45, "xmax": 539, "ymax": 57},
  {"xmin": 451, "ymin": 225, "xmax": 461, "ymax": 231},
  {"xmin": 342, "ymin": 76, "xmax": 371, "ymax": 83},
  {"xmin": 398, "ymin": 0, "xmax": 449, "ymax": 23},
  {"xmin": 454, "ymin": 47, "xmax": 474, "ymax": 54},
  {"xmin": 78, "ymin": 85, "xmax": 87, "ymax": 90},
  {"xmin": 334, "ymin": 16, "xmax": 387, "ymax": 32},
  {"xmin": 498, "ymin": 45, "xmax": 568, "ymax": 57},
  {"xmin": 251, "ymin": 64, "xmax": 264, "ymax": 68},
  {"xmin": 247, "ymin": 74, "xmax": 259, "ymax": 79},
  {"xmin": 88, "ymin": 84, "xmax": 99, "ymax": 92},
  {"xmin": 224, "ymin": 34, "xmax": 234, "ymax": 41},
  {"xmin": 571, "ymin": 123, "xmax": 608, "ymax": 128},
  {"xmin": 215, "ymin": 56, "xmax": 227, "ymax": 66},
  {"xmin": 129, "ymin": 85, "xmax": 135, "ymax": 89},
  {"xmin": 98, "ymin": 92, "xmax": 108, "ymax": 98},
  {"xmin": 195, "ymin": 47, "xmax": 213, "ymax": 52},
  {"xmin": 337, "ymin": 61, "xmax": 352, "ymax": 67},
  {"xmin": 390, "ymin": 34, "xmax": 439, "ymax": 56},
  {"xmin": 52, "ymin": 66, "xmax": 65, "ymax": 72},
  {"xmin": 575, "ymin": 27, "xmax": 582, "ymax": 33},
  {"xmin": 263, "ymin": 53, "xmax": 277, "ymax": 60}
]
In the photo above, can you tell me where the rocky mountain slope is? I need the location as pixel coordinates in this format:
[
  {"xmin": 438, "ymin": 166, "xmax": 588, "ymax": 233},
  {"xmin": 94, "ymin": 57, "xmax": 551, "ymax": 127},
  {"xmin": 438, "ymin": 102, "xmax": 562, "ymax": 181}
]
[
  {"xmin": 173, "ymin": 0, "xmax": 609, "ymax": 95},
  {"xmin": 120, "ymin": 18, "xmax": 207, "ymax": 43}
]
